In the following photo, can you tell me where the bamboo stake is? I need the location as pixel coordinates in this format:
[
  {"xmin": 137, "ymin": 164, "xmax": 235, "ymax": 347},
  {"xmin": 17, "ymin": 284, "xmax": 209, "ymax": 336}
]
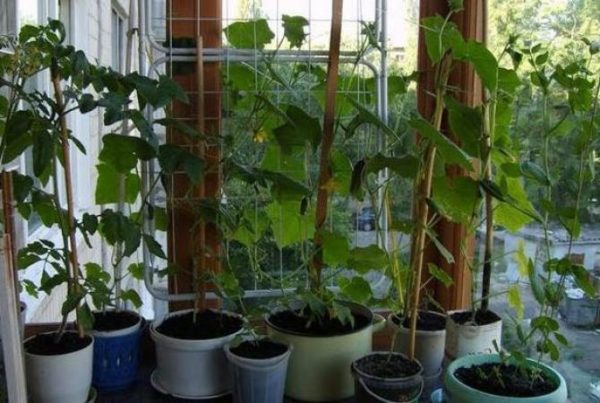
[
  {"xmin": 51, "ymin": 68, "xmax": 84, "ymax": 339},
  {"xmin": 311, "ymin": 0, "xmax": 343, "ymax": 292},
  {"xmin": 408, "ymin": 53, "xmax": 453, "ymax": 360},
  {"xmin": 193, "ymin": 35, "xmax": 207, "ymax": 318}
]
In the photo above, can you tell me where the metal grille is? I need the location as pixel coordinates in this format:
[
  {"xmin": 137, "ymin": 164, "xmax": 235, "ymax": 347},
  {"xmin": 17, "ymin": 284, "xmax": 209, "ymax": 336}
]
[{"xmin": 140, "ymin": 0, "xmax": 416, "ymax": 303}]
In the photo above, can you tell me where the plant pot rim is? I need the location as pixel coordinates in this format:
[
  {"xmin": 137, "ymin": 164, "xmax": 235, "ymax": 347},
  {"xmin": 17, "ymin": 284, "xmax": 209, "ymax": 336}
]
[
  {"xmin": 150, "ymin": 308, "xmax": 243, "ymax": 344},
  {"xmin": 89, "ymin": 310, "xmax": 143, "ymax": 337},
  {"xmin": 224, "ymin": 339, "xmax": 292, "ymax": 365},
  {"xmin": 265, "ymin": 301, "xmax": 374, "ymax": 338},
  {"xmin": 447, "ymin": 309, "xmax": 502, "ymax": 328},
  {"xmin": 445, "ymin": 353, "xmax": 566, "ymax": 399},
  {"xmin": 352, "ymin": 351, "xmax": 423, "ymax": 381},
  {"xmin": 24, "ymin": 331, "xmax": 94, "ymax": 358},
  {"xmin": 388, "ymin": 311, "xmax": 447, "ymax": 335}
]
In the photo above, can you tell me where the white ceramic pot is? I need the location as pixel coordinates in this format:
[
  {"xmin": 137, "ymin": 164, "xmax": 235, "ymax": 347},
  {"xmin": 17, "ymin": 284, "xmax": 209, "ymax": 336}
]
[
  {"xmin": 388, "ymin": 311, "xmax": 446, "ymax": 377},
  {"xmin": 445, "ymin": 310, "xmax": 502, "ymax": 360},
  {"xmin": 150, "ymin": 309, "xmax": 243, "ymax": 399},
  {"xmin": 24, "ymin": 332, "xmax": 94, "ymax": 403},
  {"xmin": 265, "ymin": 302, "xmax": 386, "ymax": 402}
]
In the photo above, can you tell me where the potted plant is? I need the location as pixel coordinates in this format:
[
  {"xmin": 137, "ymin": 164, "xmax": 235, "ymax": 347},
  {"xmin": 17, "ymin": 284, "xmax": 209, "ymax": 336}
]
[
  {"xmin": 438, "ymin": 31, "xmax": 524, "ymax": 362},
  {"xmin": 210, "ymin": 270, "xmax": 292, "ymax": 403},
  {"xmin": 218, "ymin": 9, "xmax": 391, "ymax": 401},
  {"xmin": 443, "ymin": 33, "xmax": 599, "ymax": 403},
  {"xmin": 2, "ymin": 20, "xmax": 197, "ymax": 401}
]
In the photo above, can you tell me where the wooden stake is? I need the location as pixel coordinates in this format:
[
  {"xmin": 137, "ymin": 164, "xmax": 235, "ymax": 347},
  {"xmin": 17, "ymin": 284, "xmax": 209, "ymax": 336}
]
[{"xmin": 311, "ymin": 0, "xmax": 343, "ymax": 291}]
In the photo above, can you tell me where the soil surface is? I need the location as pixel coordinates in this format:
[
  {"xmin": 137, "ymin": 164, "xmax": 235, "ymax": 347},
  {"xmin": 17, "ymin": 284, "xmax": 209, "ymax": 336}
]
[
  {"xmin": 454, "ymin": 363, "xmax": 558, "ymax": 397},
  {"xmin": 354, "ymin": 353, "xmax": 422, "ymax": 402},
  {"xmin": 156, "ymin": 310, "xmax": 243, "ymax": 340},
  {"xmin": 25, "ymin": 332, "xmax": 92, "ymax": 356},
  {"xmin": 230, "ymin": 339, "xmax": 288, "ymax": 359},
  {"xmin": 355, "ymin": 353, "xmax": 421, "ymax": 378},
  {"xmin": 396, "ymin": 311, "xmax": 446, "ymax": 331},
  {"xmin": 93, "ymin": 310, "xmax": 140, "ymax": 332},
  {"xmin": 450, "ymin": 309, "xmax": 501, "ymax": 326},
  {"xmin": 268, "ymin": 309, "xmax": 370, "ymax": 336}
]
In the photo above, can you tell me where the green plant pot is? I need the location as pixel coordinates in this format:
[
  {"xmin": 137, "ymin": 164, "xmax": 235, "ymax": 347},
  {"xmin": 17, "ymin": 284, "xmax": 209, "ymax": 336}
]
[
  {"xmin": 265, "ymin": 303, "xmax": 386, "ymax": 402},
  {"xmin": 444, "ymin": 354, "xmax": 568, "ymax": 403}
]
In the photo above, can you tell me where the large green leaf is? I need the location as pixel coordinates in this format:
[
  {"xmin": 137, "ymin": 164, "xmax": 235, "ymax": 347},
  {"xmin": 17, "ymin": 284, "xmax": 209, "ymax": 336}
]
[
  {"xmin": 432, "ymin": 176, "xmax": 480, "ymax": 223},
  {"xmin": 409, "ymin": 117, "xmax": 473, "ymax": 170},
  {"xmin": 158, "ymin": 144, "xmax": 205, "ymax": 184},
  {"xmin": 366, "ymin": 153, "xmax": 419, "ymax": 179},
  {"xmin": 231, "ymin": 207, "xmax": 269, "ymax": 246},
  {"xmin": 421, "ymin": 16, "xmax": 464, "ymax": 64},
  {"xmin": 95, "ymin": 163, "xmax": 140, "ymax": 204},
  {"xmin": 224, "ymin": 19, "xmax": 275, "ymax": 50},
  {"xmin": 337, "ymin": 276, "xmax": 372, "ymax": 305},
  {"xmin": 273, "ymin": 105, "xmax": 321, "ymax": 153},
  {"xmin": 457, "ymin": 40, "xmax": 499, "ymax": 92},
  {"xmin": 345, "ymin": 97, "xmax": 396, "ymax": 139},
  {"xmin": 260, "ymin": 143, "xmax": 305, "ymax": 182},
  {"xmin": 445, "ymin": 96, "xmax": 482, "ymax": 157},
  {"xmin": 507, "ymin": 284, "xmax": 524, "ymax": 319},
  {"xmin": 320, "ymin": 230, "xmax": 350, "ymax": 267},
  {"xmin": 282, "ymin": 15, "xmax": 308, "ymax": 48},
  {"xmin": 348, "ymin": 245, "xmax": 388, "ymax": 274},
  {"xmin": 99, "ymin": 134, "xmax": 156, "ymax": 173},
  {"xmin": 266, "ymin": 201, "xmax": 313, "ymax": 249}
]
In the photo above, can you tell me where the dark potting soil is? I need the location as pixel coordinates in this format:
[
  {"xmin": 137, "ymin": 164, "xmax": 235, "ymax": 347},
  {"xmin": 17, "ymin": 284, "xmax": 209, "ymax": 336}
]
[
  {"xmin": 24, "ymin": 332, "xmax": 92, "ymax": 356},
  {"xmin": 355, "ymin": 353, "xmax": 421, "ymax": 378},
  {"xmin": 397, "ymin": 311, "xmax": 446, "ymax": 331},
  {"xmin": 92, "ymin": 310, "xmax": 140, "ymax": 332},
  {"xmin": 454, "ymin": 363, "xmax": 558, "ymax": 397},
  {"xmin": 450, "ymin": 309, "xmax": 501, "ymax": 326},
  {"xmin": 156, "ymin": 310, "xmax": 243, "ymax": 340},
  {"xmin": 230, "ymin": 339, "xmax": 288, "ymax": 359},
  {"xmin": 268, "ymin": 309, "xmax": 370, "ymax": 336}
]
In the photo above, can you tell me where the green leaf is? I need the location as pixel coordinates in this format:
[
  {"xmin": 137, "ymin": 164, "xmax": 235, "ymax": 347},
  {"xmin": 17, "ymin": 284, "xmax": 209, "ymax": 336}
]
[
  {"xmin": 497, "ymin": 68, "xmax": 521, "ymax": 95},
  {"xmin": 366, "ymin": 153, "xmax": 419, "ymax": 179},
  {"xmin": 224, "ymin": 19, "xmax": 275, "ymax": 50},
  {"xmin": 320, "ymin": 230, "xmax": 350, "ymax": 267},
  {"xmin": 330, "ymin": 150, "xmax": 353, "ymax": 196},
  {"xmin": 337, "ymin": 276, "xmax": 372, "ymax": 305},
  {"xmin": 273, "ymin": 105, "xmax": 321, "ymax": 153},
  {"xmin": 445, "ymin": 96, "xmax": 482, "ymax": 157},
  {"xmin": 521, "ymin": 161, "xmax": 550, "ymax": 186},
  {"xmin": 84, "ymin": 262, "xmax": 110, "ymax": 283},
  {"xmin": 554, "ymin": 332, "xmax": 568, "ymax": 346},
  {"xmin": 426, "ymin": 228, "xmax": 455, "ymax": 264},
  {"xmin": 40, "ymin": 270, "xmax": 68, "ymax": 294},
  {"xmin": 266, "ymin": 201, "xmax": 313, "ymax": 249},
  {"xmin": 99, "ymin": 134, "xmax": 156, "ymax": 173},
  {"xmin": 421, "ymin": 16, "xmax": 464, "ymax": 64},
  {"xmin": 154, "ymin": 207, "xmax": 168, "ymax": 232},
  {"xmin": 345, "ymin": 97, "xmax": 396, "ymax": 139},
  {"xmin": 62, "ymin": 290, "xmax": 85, "ymax": 316},
  {"xmin": 127, "ymin": 263, "xmax": 144, "ymax": 280},
  {"xmin": 158, "ymin": 144, "xmax": 205, "ymax": 184},
  {"xmin": 432, "ymin": 176, "xmax": 480, "ymax": 223},
  {"xmin": 571, "ymin": 264, "xmax": 595, "ymax": 297},
  {"xmin": 32, "ymin": 130, "xmax": 54, "ymax": 177},
  {"xmin": 282, "ymin": 15, "xmax": 308, "ymax": 48},
  {"xmin": 231, "ymin": 208, "xmax": 269, "ymax": 246},
  {"xmin": 428, "ymin": 263, "xmax": 454, "ymax": 287},
  {"xmin": 95, "ymin": 163, "xmax": 139, "ymax": 204},
  {"xmin": 348, "ymin": 245, "xmax": 388, "ymax": 274},
  {"xmin": 99, "ymin": 210, "xmax": 141, "ymax": 256},
  {"xmin": 507, "ymin": 284, "xmax": 524, "ymax": 319},
  {"xmin": 120, "ymin": 289, "xmax": 143, "ymax": 308},
  {"xmin": 409, "ymin": 117, "xmax": 472, "ymax": 170},
  {"xmin": 12, "ymin": 172, "xmax": 33, "ymax": 203},
  {"xmin": 458, "ymin": 40, "xmax": 498, "ymax": 91},
  {"xmin": 331, "ymin": 301, "xmax": 354, "ymax": 327},
  {"xmin": 143, "ymin": 234, "xmax": 167, "ymax": 259}
]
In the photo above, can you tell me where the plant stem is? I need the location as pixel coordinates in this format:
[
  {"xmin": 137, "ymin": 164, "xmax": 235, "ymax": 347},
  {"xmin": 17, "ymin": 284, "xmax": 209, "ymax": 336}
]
[
  {"xmin": 407, "ymin": 53, "xmax": 453, "ymax": 360},
  {"xmin": 51, "ymin": 64, "xmax": 84, "ymax": 339}
]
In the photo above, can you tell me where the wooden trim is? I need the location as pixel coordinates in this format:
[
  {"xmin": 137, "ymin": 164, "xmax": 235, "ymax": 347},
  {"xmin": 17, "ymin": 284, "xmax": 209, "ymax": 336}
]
[{"xmin": 417, "ymin": 0, "xmax": 486, "ymax": 310}]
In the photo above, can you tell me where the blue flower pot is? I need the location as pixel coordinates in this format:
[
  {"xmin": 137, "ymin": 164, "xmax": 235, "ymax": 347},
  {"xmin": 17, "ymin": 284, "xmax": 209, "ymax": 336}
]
[{"xmin": 92, "ymin": 314, "xmax": 143, "ymax": 392}]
